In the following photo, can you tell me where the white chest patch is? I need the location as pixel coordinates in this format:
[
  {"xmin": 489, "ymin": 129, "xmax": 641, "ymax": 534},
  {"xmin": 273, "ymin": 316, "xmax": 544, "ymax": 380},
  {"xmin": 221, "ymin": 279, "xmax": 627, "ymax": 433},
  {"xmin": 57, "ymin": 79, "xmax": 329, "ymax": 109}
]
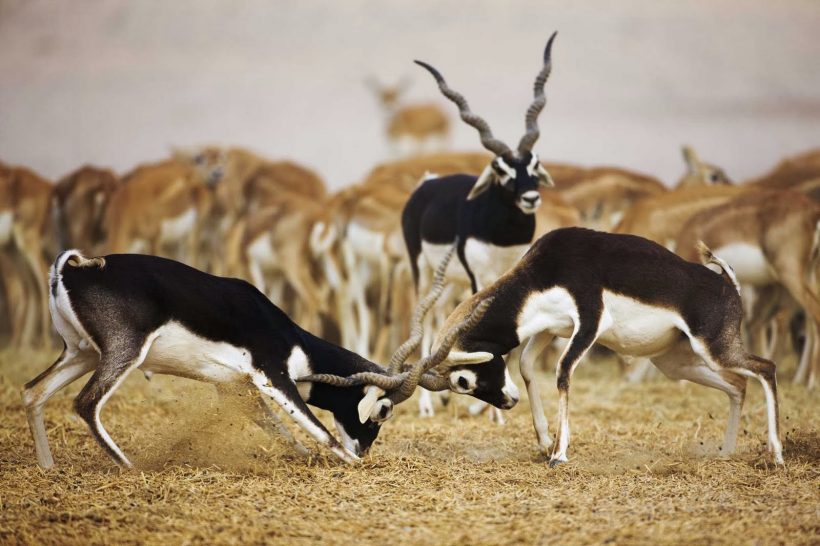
[
  {"xmin": 712, "ymin": 243, "xmax": 774, "ymax": 285},
  {"xmin": 464, "ymin": 239, "xmax": 530, "ymax": 290},
  {"xmin": 141, "ymin": 322, "xmax": 254, "ymax": 383},
  {"xmin": 596, "ymin": 291, "xmax": 683, "ymax": 357},
  {"xmin": 160, "ymin": 208, "xmax": 197, "ymax": 244},
  {"xmin": 0, "ymin": 211, "xmax": 12, "ymax": 246},
  {"xmin": 516, "ymin": 287, "xmax": 578, "ymax": 341},
  {"xmin": 286, "ymin": 345, "xmax": 313, "ymax": 401}
]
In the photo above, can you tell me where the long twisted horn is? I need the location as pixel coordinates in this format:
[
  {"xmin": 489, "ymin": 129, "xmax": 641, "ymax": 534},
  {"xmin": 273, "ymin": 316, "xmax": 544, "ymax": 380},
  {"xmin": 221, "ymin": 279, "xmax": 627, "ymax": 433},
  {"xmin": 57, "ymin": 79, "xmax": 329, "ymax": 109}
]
[
  {"xmin": 389, "ymin": 297, "xmax": 494, "ymax": 404},
  {"xmin": 296, "ymin": 371, "xmax": 401, "ymax": 390},
  {"xmin": 299, "ymin": 369, "xmax": 448, "ymax": 390},
  {"xmin": 415, "ymin": 60, "xmax": 511, "ymax": 157},
  {"xmin": 387, "ymin": 241, "xmax": 455, "ymax": 373},
  {"xmin": 517, "ymin": 32, "xmax": 557, "ymax": 154}
]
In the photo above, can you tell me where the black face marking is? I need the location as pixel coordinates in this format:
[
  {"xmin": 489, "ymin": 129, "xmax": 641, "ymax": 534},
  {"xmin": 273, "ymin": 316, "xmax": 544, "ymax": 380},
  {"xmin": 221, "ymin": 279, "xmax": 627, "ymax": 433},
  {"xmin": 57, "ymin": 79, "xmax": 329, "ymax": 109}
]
[
  {"xmin": 401, "ymin": 151, "xmax": 547, "ymax": 291},
  {"xmin": 449, "ymin": 356, "xmax": 511, "ymax": 408}
]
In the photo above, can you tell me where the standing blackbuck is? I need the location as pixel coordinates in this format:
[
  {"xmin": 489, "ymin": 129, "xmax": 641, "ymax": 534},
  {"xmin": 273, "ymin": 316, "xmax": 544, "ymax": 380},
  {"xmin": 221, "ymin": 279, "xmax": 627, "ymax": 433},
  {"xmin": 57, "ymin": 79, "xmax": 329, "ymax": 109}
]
[
  {"xmin": 22, "ymin": 248, "xmax": 508, "ymax": 468},
  {"xmin": 414, "ymin": 228, "xmax": 783, "ymax": 466},
  {"xmin": 402, "ymin": 34, "xmax": 558, "ymax": 417}
]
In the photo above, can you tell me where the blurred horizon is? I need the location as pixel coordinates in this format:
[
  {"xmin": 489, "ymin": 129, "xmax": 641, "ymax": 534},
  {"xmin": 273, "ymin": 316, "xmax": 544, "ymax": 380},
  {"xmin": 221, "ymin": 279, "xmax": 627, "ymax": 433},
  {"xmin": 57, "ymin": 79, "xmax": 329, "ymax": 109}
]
[{"xmin": 1, "ymin": 0, "xmax": 819, "ymax": 187}]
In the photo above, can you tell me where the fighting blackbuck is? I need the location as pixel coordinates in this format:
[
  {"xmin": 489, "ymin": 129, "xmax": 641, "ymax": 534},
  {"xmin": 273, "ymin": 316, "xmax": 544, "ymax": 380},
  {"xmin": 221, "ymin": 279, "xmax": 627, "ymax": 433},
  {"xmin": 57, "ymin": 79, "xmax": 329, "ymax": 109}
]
[
  {"xmin": 401, "ymin": 34, "xmax": 558, "ymax": 417},
  {"xmin": 22, "ymin": 247, "xmax": 505, "ymax": 468},
  {"xmin": 411, "ymin": 228, "xmax": 783, "ymax": 466}
]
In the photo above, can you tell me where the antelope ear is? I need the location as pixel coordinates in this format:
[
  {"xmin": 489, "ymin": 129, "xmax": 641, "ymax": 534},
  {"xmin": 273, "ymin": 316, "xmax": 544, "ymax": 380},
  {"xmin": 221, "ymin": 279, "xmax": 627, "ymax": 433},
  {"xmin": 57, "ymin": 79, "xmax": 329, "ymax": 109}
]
[
  {"xmin": 682, "ymin": 145, "xmax": 700, "ymax": 173},
  {"xmin": 446, "ymin": 350, "xmax": 494, "ymax": 364},
  {"xmin": 537, "ymin": 163, "xmax": 554, "ymax": 188},
  {"xmin": 358, "ymin": 386, "xmax": 385, "ymax": 424},
  {"xmin": 467, "ymin": 165, "xmax": 496, "ymax": 200}
]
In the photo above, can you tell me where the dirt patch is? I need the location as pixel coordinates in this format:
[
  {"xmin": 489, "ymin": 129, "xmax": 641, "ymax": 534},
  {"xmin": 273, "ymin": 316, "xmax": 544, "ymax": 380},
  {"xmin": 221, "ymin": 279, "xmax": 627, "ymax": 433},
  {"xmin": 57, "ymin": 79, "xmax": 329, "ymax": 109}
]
[{"xmin": 1, "ymin": 349, "xmax": 818, "ymax": 545}]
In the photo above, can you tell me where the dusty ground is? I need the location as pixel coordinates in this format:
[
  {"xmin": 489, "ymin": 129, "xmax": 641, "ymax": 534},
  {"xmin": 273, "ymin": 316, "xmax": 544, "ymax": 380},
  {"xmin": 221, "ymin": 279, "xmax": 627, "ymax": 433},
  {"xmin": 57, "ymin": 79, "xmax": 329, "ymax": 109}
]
[{"xmin": 1, "ymin": 348, "xmax": 817, "ymax": 545}]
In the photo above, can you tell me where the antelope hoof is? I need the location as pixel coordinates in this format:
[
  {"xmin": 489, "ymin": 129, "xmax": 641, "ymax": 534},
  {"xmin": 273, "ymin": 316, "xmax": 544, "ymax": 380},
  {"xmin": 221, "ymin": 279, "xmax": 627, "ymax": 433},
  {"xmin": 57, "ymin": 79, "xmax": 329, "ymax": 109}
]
[
  {"xmin": 489, "ymin": 408, "xmax": 506, "ymax": 425},
  {"xmin": 548, "ymin": 455, "xmax": 567, "ymax": 468}
]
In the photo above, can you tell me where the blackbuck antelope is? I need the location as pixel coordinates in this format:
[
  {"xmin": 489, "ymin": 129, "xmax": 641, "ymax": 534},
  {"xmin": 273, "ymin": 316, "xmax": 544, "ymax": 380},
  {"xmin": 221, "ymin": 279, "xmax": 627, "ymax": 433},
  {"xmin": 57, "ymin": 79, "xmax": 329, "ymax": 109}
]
[
  {"xmin": 402, "ymin": 34, "xmax": 558, "ymax": 416},
  {"xmin": 22, "ymin": 248, "xmax": 503, "ymax": 468},
  {"xmin": 429, "ymin": 228, "xmax": 784, "ymax": 466}
]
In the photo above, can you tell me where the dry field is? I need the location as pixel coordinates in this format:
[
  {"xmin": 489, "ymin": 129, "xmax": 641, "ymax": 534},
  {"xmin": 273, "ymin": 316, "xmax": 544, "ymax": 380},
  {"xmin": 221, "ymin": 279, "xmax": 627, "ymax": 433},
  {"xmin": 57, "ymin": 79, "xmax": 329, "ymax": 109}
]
[{"xmin": 1, "ymin": 348, "xmax": 817, "ymax": 545}]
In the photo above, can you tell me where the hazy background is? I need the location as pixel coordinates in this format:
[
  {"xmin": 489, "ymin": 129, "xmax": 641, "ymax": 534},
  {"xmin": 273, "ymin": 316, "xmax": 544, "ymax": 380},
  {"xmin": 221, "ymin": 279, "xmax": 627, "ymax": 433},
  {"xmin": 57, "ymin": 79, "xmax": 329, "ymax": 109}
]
[{"xmin": 1, "ymin": 0, "xmax": 818, "ymax": 187}]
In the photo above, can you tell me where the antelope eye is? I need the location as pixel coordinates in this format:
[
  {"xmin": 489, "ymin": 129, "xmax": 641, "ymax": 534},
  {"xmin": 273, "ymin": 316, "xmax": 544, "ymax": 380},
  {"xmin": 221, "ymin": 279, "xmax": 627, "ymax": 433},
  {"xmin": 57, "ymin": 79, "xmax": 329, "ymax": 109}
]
[
  {"xmin": 709, "ymin": 171, "xmax": 721, "ymax": 183},
  {"xmin": 450, "ymin": 370, "xmax": 477, "ymax": 393}
]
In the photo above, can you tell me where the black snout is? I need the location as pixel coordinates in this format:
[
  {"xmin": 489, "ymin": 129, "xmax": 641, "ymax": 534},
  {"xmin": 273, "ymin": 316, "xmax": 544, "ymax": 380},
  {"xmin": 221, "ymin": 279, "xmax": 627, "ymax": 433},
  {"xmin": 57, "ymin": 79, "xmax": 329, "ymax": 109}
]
[{"xmin": 502, "ymin": 394, "xmax": 519, "ymax": 409}]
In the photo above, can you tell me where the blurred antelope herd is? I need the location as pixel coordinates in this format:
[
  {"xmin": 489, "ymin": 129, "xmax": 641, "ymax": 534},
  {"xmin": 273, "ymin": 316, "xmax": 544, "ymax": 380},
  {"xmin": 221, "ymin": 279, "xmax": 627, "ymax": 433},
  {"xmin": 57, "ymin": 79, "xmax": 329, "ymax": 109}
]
[{"xmin": 1, "ymin": 143, "xmax": 819, "ymax": 388}]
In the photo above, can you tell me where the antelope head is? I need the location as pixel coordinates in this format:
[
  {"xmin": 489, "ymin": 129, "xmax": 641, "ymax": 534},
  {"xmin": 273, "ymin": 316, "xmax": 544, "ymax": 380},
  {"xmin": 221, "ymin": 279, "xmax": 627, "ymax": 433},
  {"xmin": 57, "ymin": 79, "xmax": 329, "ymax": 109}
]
[
  {"xmin": 414, "ymin": 33, "xmax": 558, "ymax": 214},
  {"xmin": 298, "ymin": 244, "xmax": 510, "ymax": 424}
]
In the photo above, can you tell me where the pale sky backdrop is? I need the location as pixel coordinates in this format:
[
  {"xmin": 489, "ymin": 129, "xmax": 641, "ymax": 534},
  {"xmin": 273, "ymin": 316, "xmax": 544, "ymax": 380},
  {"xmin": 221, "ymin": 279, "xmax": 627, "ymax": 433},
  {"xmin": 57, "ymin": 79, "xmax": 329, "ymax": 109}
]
[{"xmin": 1, "ymin": 0, "xmax": 818, "ymax": 187}]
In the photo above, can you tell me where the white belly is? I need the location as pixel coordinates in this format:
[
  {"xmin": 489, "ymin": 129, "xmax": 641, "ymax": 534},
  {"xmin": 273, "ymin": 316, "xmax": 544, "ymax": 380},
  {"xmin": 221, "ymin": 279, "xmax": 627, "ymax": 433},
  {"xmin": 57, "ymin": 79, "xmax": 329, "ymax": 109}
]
[
  {"xmin": 464, "ymin": 239, "xmax": 530, "ymax": 290},
  {"xmin": 516, "ymin": 287, "xmax": 578, "ymax": 341},
  {"xmin": 142, "ymin": 322, "xmax": 254, "ymax": 383},
  {"xmin": 247, "ymin": 233, "xmax": 278, "ymax": 269},
  {"xmin": 420, "ymin": 241, "xmax": 470, "ymax": 286},
  {"xmin": 515, "ymin": 288, "xmax": 683, "ymax": 358},
  {"xmin": 713, "ymin": 243, "xmax": 775, "ymax": 285},
  {"xmin": 0, "ymin": 211, "xmax": 12, "ymax": 246},
  {"xmin": 346, "ymin": 222, "xmax": 385, "ymax": 263},
  {"xmin": 596, "ymin": 291, "xmax": 683, "ymax": 357},
  {"xmin": 160, "ymin": 208, "xmax": 197, "ymax": 244}
]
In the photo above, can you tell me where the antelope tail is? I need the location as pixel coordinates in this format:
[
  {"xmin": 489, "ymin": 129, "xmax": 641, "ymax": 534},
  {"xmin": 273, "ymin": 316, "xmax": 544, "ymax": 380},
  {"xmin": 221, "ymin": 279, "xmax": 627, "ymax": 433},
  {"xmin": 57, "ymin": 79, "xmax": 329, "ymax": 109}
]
[{"xmin": 697, "ymin": 241, "xmax": 740, "ymax": 295}]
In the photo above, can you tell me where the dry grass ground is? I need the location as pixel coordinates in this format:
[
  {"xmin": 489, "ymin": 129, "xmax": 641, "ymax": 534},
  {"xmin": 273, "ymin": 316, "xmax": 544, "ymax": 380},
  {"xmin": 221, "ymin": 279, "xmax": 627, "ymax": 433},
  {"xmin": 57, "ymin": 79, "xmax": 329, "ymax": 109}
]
[{"xmin": 1, "ymin": 348, "xmax": 817, "ymax": 545}]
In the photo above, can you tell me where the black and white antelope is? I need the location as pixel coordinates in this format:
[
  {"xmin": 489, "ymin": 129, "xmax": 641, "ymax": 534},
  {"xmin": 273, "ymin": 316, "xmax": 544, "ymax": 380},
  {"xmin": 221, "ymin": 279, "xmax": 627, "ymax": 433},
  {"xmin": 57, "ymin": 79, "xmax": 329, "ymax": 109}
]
[
  {"xmin": 22, "ymin": 248, "xmax": 505, "ymax": 468},
  {"xmin": 402, "ymin": 34, "xmax": 557, "ymax": 416},
  {"xmin": 416, "ymin": 228, "xmax": 784, "ymax": 466}
]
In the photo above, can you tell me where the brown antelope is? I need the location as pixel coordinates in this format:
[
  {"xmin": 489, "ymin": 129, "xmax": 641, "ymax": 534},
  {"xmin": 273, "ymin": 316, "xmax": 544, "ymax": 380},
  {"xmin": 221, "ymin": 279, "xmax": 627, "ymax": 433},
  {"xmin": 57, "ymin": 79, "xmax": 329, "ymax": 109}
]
[
  {"xmin": 749, "ymin": 148, "xmax": 820, "ymax": 189},
  {"xmin": 613, "ymin": 185, "xmax": 747, "ymax": 248},
  {"xmin": 174, "ymin": 147, "xmax": 327, "ymax": 273},
  {"xmin": 105, "ymin": 159, "xmax": 212, "ymax": 267},
  {"xmin": 676, "ymin": 145, "xmax": 732, "ymax": 189},
  {"xmin": 0, "ymin": 163, "xmax": 55, "ymax": 347},
  {"xmin": 226, "ymin": 192, "xmax": 337, "ymax": 336},
  {"xmin": 553, "ymin": 166, "xmax": 666, "ymax": 231},
  {"xmin": 366, "ymin": 77, "xmax": 450, "ymax": 155},
  {"xmin": 53, "ymin": 165, "xmax": 119, "ymax": 254},
  {"xmin": 676, "ymin": 190, "xmax": 820, "ymax": 388}
]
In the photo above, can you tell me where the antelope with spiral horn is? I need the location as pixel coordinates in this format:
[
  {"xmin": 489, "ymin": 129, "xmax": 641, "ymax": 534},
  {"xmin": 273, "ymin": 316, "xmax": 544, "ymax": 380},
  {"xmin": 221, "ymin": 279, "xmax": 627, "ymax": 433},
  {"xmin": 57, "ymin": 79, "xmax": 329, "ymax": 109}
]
[
  {"xmin": 22, "ymin": 245, "xmax": 510, "ymax": 468},
  {"xmin": 401, "ymin": 33, "xmax": 558, "ymax": 417}
]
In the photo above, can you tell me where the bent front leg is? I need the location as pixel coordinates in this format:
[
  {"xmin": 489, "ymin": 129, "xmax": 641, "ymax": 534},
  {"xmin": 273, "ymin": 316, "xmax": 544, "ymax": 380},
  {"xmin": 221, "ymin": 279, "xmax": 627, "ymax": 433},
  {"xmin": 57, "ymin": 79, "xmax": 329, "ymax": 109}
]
[{"xmin": 252, "ymin": 373, "xmax": 358, "ymax": 464}]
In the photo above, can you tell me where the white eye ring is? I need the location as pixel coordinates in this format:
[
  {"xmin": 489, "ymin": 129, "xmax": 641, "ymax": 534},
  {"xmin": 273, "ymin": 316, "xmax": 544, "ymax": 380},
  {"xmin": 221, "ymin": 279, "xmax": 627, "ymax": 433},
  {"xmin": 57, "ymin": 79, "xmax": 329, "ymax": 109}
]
[
  {"xmin": 370, "ymin": 399, "xmax": 394, "ymax": 423},
  {"xmin": 450, "ymin": 371, "xmax": 477, "ymax": 394}
]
